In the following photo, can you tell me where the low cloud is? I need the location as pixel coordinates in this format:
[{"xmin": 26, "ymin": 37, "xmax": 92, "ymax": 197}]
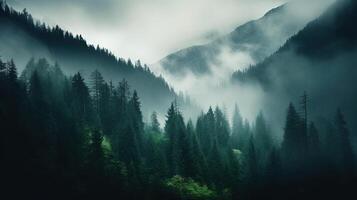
[{"xmin": 7, "ymin": 0, "xmax": 286, "ymax": 63}]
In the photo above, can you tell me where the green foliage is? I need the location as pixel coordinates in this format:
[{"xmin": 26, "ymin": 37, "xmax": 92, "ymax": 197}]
[
  {"xmin": 1, "ymin": 56, "xmax": 356, "ymax": 199},
  {"xmin": 165, "ymin": 175, "xmax": 216, "ymax": 200}
]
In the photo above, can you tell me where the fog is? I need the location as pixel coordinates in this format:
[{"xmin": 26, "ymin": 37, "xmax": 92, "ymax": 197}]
[
  {"xmin": 151, "ymin": 0, "xmax": 335, "ymax": 123},
  {"xmin": 7, "ymin": 0, "xmax": 286, "ymax": 63},
  {"xmin": 4, "ymin": 0, "xmax": 336, "ymax": 126}
]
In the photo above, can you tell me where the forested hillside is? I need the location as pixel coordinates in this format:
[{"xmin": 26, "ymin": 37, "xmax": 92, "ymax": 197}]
[
  {"xmin": 1, "ymin": 57, "xmax": 356, "ymax": 199},
  {"xmin": 0, "ymin": 1, "xmax": 180, "ymax": 115},
  {"xmin": 1, "ymin": 0, "xmax": 357, "ymax": 199},
  {"xmin": 232, "ymin": 0, "xmax": 357, "ymax": 134}
]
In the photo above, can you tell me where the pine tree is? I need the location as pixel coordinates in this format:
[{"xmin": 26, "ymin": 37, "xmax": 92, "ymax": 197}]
[
  {"xmin": 240, "ymin": 119, "xmax": 252, "ymax": 151},
  {"xmin": 200, "ymin": 107, "xmax": 215, "ymax": 155},
  {"xmin": 7, "ymin": 59, "xmax": 17, "ymax": 85},
  {"xmin": 308, "ymin": 122, "xmax": 320, "ymax": 159},
  {"xmin": 182, "ymin": 120, "xmax": 207, "ymax": 181},
  {"xmin": 247, "ymin": 136, "xmax": 258, "ymax": 182},
  {"xmin": 87, "ymin": 128, "xmax": 107, "ymax": 195},
  {"xmin": 265, "ymin": 148, "xmax": 282, "ymax": 184},
  {"xmin": 254, "ymin": 111, "xmax": 272, "ymax": 166},
  {"xmin": 129, "ymin": 90, "xmax": 144, "ymax": 148},
  {"xmin": 335, "ymin": 109, "xmax": 355, "ymax": 176},
  {"xmin": 29, "ymin": 70, "xmax": 45, "ymax": 108},
  {"xmin": 90, "ymin": 70, "xmax": 105, "ymax": 114},
  {"xmin": 0, "ymin": 59, "xmax": 6, "ymax": 82},
  {"xmin": 71, "ymin": 72, "xmax": 92, "ymax": 124},
  {"xmin": 215, "ymin": 106, "xmax": 230, "ymax": 147},
  {"xmin": 165, "ymin": 103, "xmax": 178, "ymax": 175},
  {"xmin": 164, "ymin": 103, "xmax": 186, "ymax": 176},
  {"xmin": 88, "ymin": 129, "xmax": 105, "ymax": 172},
  {"xmin": 209, "ymin": 140, "xmax": 224, "ymax": 188},
  {"xmin": 150, "ymin": 111, "xmax": 161, "ymax": 133},
  {"xmin": 231, "ymin": 104, "xmax": 243, "ymax": 149},
  {"xmin": 281, "ymin": 103, "xmax": 305, "ymax": 172}
]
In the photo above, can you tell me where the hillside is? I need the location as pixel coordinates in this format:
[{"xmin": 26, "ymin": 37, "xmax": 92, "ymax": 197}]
[
  {"xmin": 232, "ymin": 0, "xmax": 357, "ymax": 132},
  {"xmin": 157, "ymin": 1, "xmax": 325, "ymax": 77},
  {"xmin": 0, "ymin": 1, "xmax": 177, "ymax": 115}
]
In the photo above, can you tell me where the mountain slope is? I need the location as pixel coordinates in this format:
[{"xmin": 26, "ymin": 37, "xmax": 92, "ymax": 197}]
[
  {"xmin": 157, "ymin": 1, "xmax": 327, "ymax": 77},
  {"xmin": 0, "ymin": 1, "xmax": 177, "ymax": 115},
  {"xmin": 232, "ymin": 0, "xmax": 357, "ymax": 132}
]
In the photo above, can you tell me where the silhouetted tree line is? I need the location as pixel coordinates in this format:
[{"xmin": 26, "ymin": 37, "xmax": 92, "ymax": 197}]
[
  {"xmin": 0, "ymin": 0, "xmax": 129, "ymax": 71},
  {"xmin": 0, "ymin": 1, "xmax": 184, "ymax": 117},
  {"xmin": 1, "ymin": 58, "xmax": 356, "ymax": 199}
]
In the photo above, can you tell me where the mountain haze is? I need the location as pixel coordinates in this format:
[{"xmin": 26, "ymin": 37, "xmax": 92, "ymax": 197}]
[
  {"xmin": 0, "ymin": 2, "xmax": 178, "ymax": 115},
  {"xmin": 157, "ymin": 1, "xmax": 329, "ymax": 78},
  {"xmin": 232, "ymin": 0, "xmax": 357, "ymax": 134}
]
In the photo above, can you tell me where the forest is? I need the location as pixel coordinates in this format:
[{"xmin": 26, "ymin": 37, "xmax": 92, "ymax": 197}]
[
  {"xmin": 1, "ymin": 0, "xmax": 357, "ymax": 199},
  {"xmin": 1, "ymin": 57, "xmax": 356, "ymax": 199}
]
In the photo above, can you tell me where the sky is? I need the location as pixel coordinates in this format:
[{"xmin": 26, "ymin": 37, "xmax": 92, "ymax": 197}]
[{"xmin": 7, "ymin": 0, "xmax": 286, "ymax": 64}]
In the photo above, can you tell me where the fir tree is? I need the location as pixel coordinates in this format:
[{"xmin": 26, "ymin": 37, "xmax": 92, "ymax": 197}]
[
  {"xmin": 150, "ymin": 111, "xmax": 161, "ymax": 133},
  {"xmin": 335, "ymin": 109, "xmax": 355, "ymax": 176},
  {"xmin": 231, "ymin": 104, "xmax": 243, "ymax": 149}
]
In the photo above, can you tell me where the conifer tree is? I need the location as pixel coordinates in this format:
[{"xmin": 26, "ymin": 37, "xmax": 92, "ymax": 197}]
[
  {"xmin": 71, "ymin": 72, "xmax": 92, "ymax": 124},
  {"xmin": 150, "ymin": 111, "xmax": 161, "ymax": 133},
  {"xmin": 199, "ymin": 107, "xmax": 215, "ymax": 155},
  {"xmin": 7, "ymin": 59, "xmax": 17, "ymax": 85},
  {"xmin": 247, "ymin": 136, "xmax": 258, "ymax": 182},
  {"xmin": 265, "ymin": 148, "xmax": 282, "ymax": 184},
  {"xmin": 90, "ymin": 70, "xmax": 105, "ymax": 114},
  {"xmin": 209, "ymin": 140, "xmax": 224, "ymax": 188},
  {"xmin": 215, "ymin": 106, "xmax": 230, "ymax": 147},
  {"xmin": 254, "ymin": 111, "xmax": 272, "ymax": 166},
  {"xmin": 0, "ymin": 59, "xmax": 6, "ymax": 79},
  {"xmin": 129, "ymin": 90, "xmax": 144, "ymax": 148},
  {"xmin": 88, "ymin": 129, "xmax": 105, "ymax": 173},
  {"xmin": 308, "ymin": 122, "xmax": 321, "ymax": 159},
  {"xmin": 281, "ymin": 103, "xmax": 306, "ymax": 172},
  {"xmin": 231, "ymin": 104, "xmax": 243, "ymax": 149},
  {"xmin": 335, "ymin": 109, "xmax": 355, "ymax": 176}
]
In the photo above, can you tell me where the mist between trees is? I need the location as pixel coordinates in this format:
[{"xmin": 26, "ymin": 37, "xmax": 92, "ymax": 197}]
[{"xmin": 1, "ymin": 57, "xmax": 356, "ymax": 200}]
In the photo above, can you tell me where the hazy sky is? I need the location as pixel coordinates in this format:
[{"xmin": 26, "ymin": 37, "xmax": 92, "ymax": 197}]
[{"xmin": 7, "ymin": 0, "xmax": 286, "ymax": 63}]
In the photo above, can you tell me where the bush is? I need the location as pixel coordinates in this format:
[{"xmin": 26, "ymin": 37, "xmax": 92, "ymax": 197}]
[{"xmin": 165, "ymin": 175, "xmax": 216, "ymax": 200}]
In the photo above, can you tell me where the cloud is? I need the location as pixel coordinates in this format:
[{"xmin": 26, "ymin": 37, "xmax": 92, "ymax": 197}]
[{"xmin": 7, "ymin": 0, "xmax": 286, "ymax": 63}]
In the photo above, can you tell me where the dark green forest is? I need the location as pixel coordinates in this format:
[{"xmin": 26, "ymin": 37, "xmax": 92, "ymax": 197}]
[
  {"xmin": 1, "ymin": 57, "xmax": 356, "ymax": 199},
  {"xmin": 1, "ymin": 0, "xmax": 357, "ymax": 199}
]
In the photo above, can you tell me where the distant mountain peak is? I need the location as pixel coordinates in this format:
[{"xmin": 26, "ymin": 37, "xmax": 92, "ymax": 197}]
[{"xmin": 155, "ymin": 1, "xmax": 324, "ymax": 80}]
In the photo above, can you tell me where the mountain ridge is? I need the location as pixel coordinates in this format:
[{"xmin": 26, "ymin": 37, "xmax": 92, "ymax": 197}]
[
  {"xmin": 232, "ymin": 0, "xmax": 357, "ymax": 133},
  {"xmin": 157, "ymin": 1, "xmax": 322, "ymax": 77},
  {"xmin": 0, "ymin": 1, "xmax": 180, "ymax": 115}
]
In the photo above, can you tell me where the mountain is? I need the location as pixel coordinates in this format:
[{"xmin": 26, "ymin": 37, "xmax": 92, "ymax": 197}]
[
  {"xmin": 157, "ymin": 1, "xmax": 327, "ymax": 77},
  {"xmin": 232, "ymin": 0, "xmax": 357, "ymax": 132},
  {"xmin": 0, "ymin": 1, "xmax": 179, "ymax": 115}
]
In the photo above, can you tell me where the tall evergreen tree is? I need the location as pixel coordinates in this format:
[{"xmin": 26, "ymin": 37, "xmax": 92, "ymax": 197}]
[
  {"xmin": 150, "ymin": 111, "xmax": 161, "ymax": 133},
  {"xmin": 129, "ymin": 90, "xmax": 144, "ymax": 148},
  {"xmin": 265, "ymin": 148, "xmax": 282, "ymax": 185},
  {"xmin": 308, "ymin": 122, "xmax": 321, "ymax": 159},
  {"xmin": 90, "ymin": 70, "xmax": 105, "ymax": 114},
  {"xmin": 281, "ymin": 103, "xmax": 306, "ymax": 173},
  {"xmin": 231, "ymin": 104, "xmax": 243, "ymax": 149},
  {"xmin": 209, "ymin": 140, "xmax": 224, "ymax": 188},
  {"xmin": 247, "ymin": 136, "xmax": 258, "ymax": 182},
  {"xmin": 335, "ymin": 109, "xmax": 355, "ymax": 176},
  {"xmin": 71, "ymin": 72, "xmax": 92, "ymax": 124},
  {"xmin": 254, "ymin": 111, "xmax": 272, "ymax": 166},
  {"xmin": 6, "ymin": 59, "xmax": 17, "ymax": 85},
  {"xmin": 215, "ymin": 106, "xmax": 230, "ymax": 147}
]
